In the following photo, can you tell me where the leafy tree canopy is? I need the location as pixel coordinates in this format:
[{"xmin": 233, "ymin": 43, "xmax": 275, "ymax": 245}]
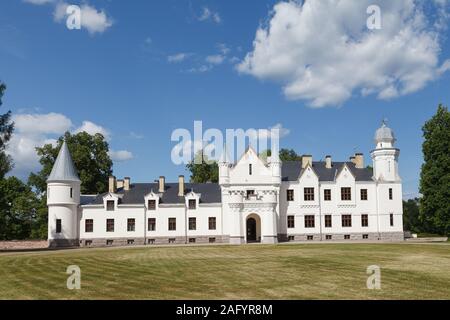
[
  {"xmin": 186, "ymin": 151, "xmax": 218, "ymax": 183},
  {"xmin": 419, "ymin": 104, "xmax": 450, "ymax": 236},
  {"xmin": 0, "ymin": 82, "xmax": 14, "ymax": 179},
  {"xmin": 29, "ymin": 131, "xmax": 113, "ymax": 194}
]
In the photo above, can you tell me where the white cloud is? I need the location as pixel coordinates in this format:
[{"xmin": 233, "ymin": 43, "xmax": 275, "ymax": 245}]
[
  {"xmin": 168, "ymin": 53, "xmax": 189, "ymax": 63},
  {"xmin": 74, "ymin": 121, "xmax": 111, "ymax": 140},
  {"xmin": 27, "ymin": 1, "xmax": 115, "ymax": 35},
  {"xmin": 248, "ymin": 123, "xmax": 290, "ymax": 140},
  {"xmin": 109, "ymin": 150, "xmax": 134, "ymax": 162},
  {"xmin": 198, "ymin": 7, "xmax": 221, "ymax": 24},
  {"xmin": 206, "ymin": 54, "xmax": 225, "ymax": 65},
  {"xmin": 6, "ymin": 113, "xmax": 131, "ymax": 179},
  {"xmin": 238, "ymin": 0, "xmax": 450, "ymax": 107},
  {"xmin": 23, "ymin": 0, "xmax": 54, "ymax": 5}
]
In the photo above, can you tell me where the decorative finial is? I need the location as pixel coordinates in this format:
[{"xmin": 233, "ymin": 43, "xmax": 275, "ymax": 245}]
[{"xmin": 382, "ymin": 117, "xmax": 388, "ymax": 126}]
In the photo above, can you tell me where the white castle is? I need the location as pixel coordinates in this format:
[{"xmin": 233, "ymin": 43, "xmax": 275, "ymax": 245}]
[{"xmin": 47, "ymin": 122, "xmax": 404, "ymax": 247}]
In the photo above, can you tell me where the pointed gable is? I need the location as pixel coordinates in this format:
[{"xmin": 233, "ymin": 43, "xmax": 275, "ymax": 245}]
[
  {"xmin": 229, "ymin": 146, "xmax": 272, "ymax": 184},
  {"xmin": 47, "ymin": 140, "xmax": 80, "ymax": 183}
]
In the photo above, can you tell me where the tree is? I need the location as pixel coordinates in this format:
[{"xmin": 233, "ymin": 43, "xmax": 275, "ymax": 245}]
[
  {"xmin": 0, "ymin": 177, "xmax": 40, "ymax": 240},
  {"xmin": 29, "ymin": 131, "xmax": 113, "ymax": 194},
  {"xmin": 186, "ymin": 151, "xmax": 218, "ymax": 183},
  {"xmin": 0, "ymin": 82, "xmax": 14, "ymax": 179},
  {"xmin": 279, "ymin": 148, "xmax": 302, "ymax": 161},
  {"xmin": 419, "ymin": 104, "xmax": 450, "ymax": 236},
  {"xmin": 403, "ymin": 198, "xmax": 420, "ymax": 233}
]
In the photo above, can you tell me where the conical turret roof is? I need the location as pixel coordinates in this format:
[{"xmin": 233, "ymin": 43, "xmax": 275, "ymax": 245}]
[{"xmin": 47, "ymin": 140, "xmax": 80, "ymax": 183}]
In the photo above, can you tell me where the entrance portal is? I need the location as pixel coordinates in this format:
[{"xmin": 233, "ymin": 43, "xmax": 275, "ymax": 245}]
[{"xmin": 246, "ymin": 217, "xmax": 257, "ymax": 242}]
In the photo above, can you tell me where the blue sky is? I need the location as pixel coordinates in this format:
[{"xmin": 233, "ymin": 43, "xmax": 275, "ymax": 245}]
[{"xmin": 0, "ymin": 0, "xmax": 449, "ymax": 198}]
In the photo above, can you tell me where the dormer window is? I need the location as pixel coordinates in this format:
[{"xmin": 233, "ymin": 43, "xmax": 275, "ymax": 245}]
[
  {"xmin": 249, "ymin": 164, "xmax": 252, "ymax": 175},
  {"xmin": 148, "ymin": 199, "xmax": 156, "ymax": 210},
  {"xmin": 106, "ymin": 200, "xmax": 115, "ymax": 211},
  {"xmin": 188, "ymin": 199, "xmax": 196, "ymax": 210}
]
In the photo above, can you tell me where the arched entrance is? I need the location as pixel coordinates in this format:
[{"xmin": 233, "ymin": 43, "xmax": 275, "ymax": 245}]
[{"xmin": 246, "ymin": 214, "xmax": 261, "ymax": 243}]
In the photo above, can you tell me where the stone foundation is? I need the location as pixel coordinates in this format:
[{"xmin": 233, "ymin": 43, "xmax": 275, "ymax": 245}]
[
  {"xmin": 80, "ymin": 235, "xmax": 229, "ymax": 247},
  {"xmin": 283, "ymin": 232, "xmax": 405, "ymax": 242},
  {"xmin": 48, "ymin": 239, "xmax": 79, "ymax": 248}
]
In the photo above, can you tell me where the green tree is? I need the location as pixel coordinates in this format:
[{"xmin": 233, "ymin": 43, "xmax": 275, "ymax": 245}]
[
  {"xmin": 0, "ymin": 82, "xmax": 14, "ymax": 179},
  {"xmin": 186, "ymin": 151, "xmax": 218, "ymax": 183},
  {"xmin": 279, "ymin": 148, "xmax": 302, "ymax": 161},
  {"xmin": 419, "ymin": 104, "xmax": 450, "ymax": 236},
  {"xmin": 403, "ymin": 198, "xmax": 420, "ymax": 233},
  {"xmin": 29, "ymin": 131, "xmax": 113, "ymax": 194},
  {"xmin": 0, "ymin": 177, "xmax": 40, "ymax": 240}
]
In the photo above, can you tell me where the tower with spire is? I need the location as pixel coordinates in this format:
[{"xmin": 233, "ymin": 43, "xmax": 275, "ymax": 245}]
[{"xmin": 47, "ymin": 140, "xmax": 81, "ymax": 248}]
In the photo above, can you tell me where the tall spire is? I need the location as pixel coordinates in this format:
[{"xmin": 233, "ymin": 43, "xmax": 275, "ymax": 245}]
[{"xmin": 47, "ymin": 140, "xmax": 80, "ymax": 182}]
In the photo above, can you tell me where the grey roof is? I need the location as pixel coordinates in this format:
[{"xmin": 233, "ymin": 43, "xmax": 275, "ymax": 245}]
[
  {"xmin": 47, "ymin": 141, "xmax": 80, "ymax": 183},
  {"xmin": 84, "ymin": 182, "xmax": 222, "ymax": 206},
  {"xmin": 282, "ymin": 161, "xmax": 374, "ymax": 182},
  {"xmin": 375, "ymin": 122, "xmax": 396, "ymax": 143}
]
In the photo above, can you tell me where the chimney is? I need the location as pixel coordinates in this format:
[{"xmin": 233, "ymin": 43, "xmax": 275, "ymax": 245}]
[
  {"xmin": 302, "ymin": 155, "xmax": 312, "ymax": 169},
  {"xmin": 349, "ymin": 156, "xmax": 356, "ymax": 164},
  {"xmin": 159, "ymin": 176, "xmax": 165, "ymax": 193},
  {"xmin": 117, "ymin": 179, "xmax": 124, "ymax": 189},
  {"xmin": 124, "ymin": 177, "xmax": 131, "ymax": 191},
  {"xmin": 355, "ymin": 153, "xmax": 364, "ymax": 169},
  {"xmin": 325, "ymin": 155, "xmax": 332, "ymax": 169},
  {"xmin": 178, "ymin": 175, "xmax": 185, "ymax": 197},
  {"xmin": 108, "ymin": 176, "xmax": 117, "ymax": 193}
]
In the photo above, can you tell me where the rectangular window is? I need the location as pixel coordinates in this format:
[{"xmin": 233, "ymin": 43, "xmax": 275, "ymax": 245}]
[
  {"xmin": 249, "ymin": 164, "xmax": 252, "ymax": 175},
  {"xmin": 304, "ymin": 188, "xmax": 315, "ymax": 201},
  {"xmin": 168, "ymin": 238, "xmax": 176, "ymax": 244},
  {"xmin": 85, "ymin": 219, "xmax": 93, "ymax": 233},
  {"xmin": 287, "ymin": 215, "xmax": 295, "ymax": 228},
  {"xmin": 342, "ymin": 215, "xmax": 352, "ymax": 227},
  {"xmin": 70, "ymin": 188, "xmax": 73, "ymax": 198},
  {"xmin": 106, "ymin": 239, "xmax": 113, "ymax": 245},
  {"xmin": 168, "ymin": 218, "xmax": 176, "ymax": 231},
  {"xmin": 288, "ymin": 235, "xmax": 295, "ymax": 241},
  {"xmin": 209, "ymin": 217, "xmax": 216, "ymax": 230},
  {"xmin": 106, "ymin": 200, "xmax": 115, "ymax": 211},
  {"xmin": 85, "ymin": 240, "xmax": 92, "ymax": 246},
  {"xmin": 344, "ymin": 235, "xmax": 351, "ymax": 240},
  {"xmin": 246, "ymin": 190, "xmax": 255, "ymax": 199},
  {"xmin": 363, "ymin": 234, "xmax": 369, "ymax": 239},
  {"xmin": 326, "ymin": 235, "xmax": 332, "ymax": 240},
  {"xmin": 389, "ymin": 188, "xmax": 393, "ymax": 200},
  {"xmin": 341, "ymin": 187, "xmax": 351, "ymax": 201},
  {"xmin": 307, "ymin": 235, "xmax": 314, "ymax": 241},
  {"xmin": 287, "ymin": 189, "xmax": 294, "ymax": 201},
  {"xmin": 56, "ymin": 219, "xmax": 62, "ymax": 233},
  {"xmin": 390, "ymin": 213, "xmax": 394, "ymax": 227},
  {"xmin": 127, "ymin": 218, "xmax": 135, "ymax": 232},
  {"xmin": 148, "ymin": 199, "xmax": 156, "ymax": 210},
  {"xmin": 148, "ymin": 239, "xmax": 155, "ymax": 245},
  {"xmin": 127, "ymin": 239, "xmax": 134, "ymax": 245},
  {"xmin": 324, "ymin": 189, "xmax": 331, "ymax": 201},
  {"xmin": 361, "ymin": 214, "xmax": 369, "ymax": 227},
  {"xmin": 148, "ymin": 218, "xmax": 156, "ymax": 231},
  {"xmin": 189, "ymin": 217, "xmax": 196, "ymax": 230},
  {"xmin": 189, "ymin": 238, "xmax": 196, "ymax": 243},
  {"xmin": 304, "ymin": 215, "xmax": 315, "ymax": 228},
  {"xmin": 209, "ymin": 237, "xmax": 216, "ymax": 243},
  {"xmin": 106, "ymin": 219, "xmax": 114, "ymax": 232},
  {"xmin": 360, "ymin": 189, "xmax": 368, "ymax": 201},
  {"xmin": 188, "ymin": 199, "xmax": 196, "ymax": 210},
  {"xmin": 325, "ymin": 215, "xmax": 332, "ymax": 228}
]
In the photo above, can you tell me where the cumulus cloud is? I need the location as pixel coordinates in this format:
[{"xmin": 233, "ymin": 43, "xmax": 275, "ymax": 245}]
[
  {"xmin": 74, "ymin": 121, "xmax": 111, "ymax": 140},
  {"xmin": 53, "ymin": 2, "xmax": 113, "ymax": 35},
  {"xmin": 109, "ymin": 150, "xmax": 134, "ymax": 162},
  {"xmin": 237, "ymin": 0, "xmax": 450, "ymax": 107},
  {"xmin": 206, "ymin": 54, "xmax": 225, "ymax": 65},
  {"xmin": 6, "ymin": 113, "xmax": 131, "ymax": 179},
  {"xmin": 25, "ymin": 0, "xmax": 113, "ymax": 35}
]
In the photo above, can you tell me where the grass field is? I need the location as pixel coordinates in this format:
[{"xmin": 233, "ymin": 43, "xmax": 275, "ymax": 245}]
[{"xmin": 0, "ymin": 243, "xmax": 449, "ymax": 300}]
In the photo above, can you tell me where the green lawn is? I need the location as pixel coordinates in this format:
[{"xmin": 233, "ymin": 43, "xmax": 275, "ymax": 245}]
[{"xmin": 0, "ymin": 243, "xmax": 449, "ymax": 300}]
